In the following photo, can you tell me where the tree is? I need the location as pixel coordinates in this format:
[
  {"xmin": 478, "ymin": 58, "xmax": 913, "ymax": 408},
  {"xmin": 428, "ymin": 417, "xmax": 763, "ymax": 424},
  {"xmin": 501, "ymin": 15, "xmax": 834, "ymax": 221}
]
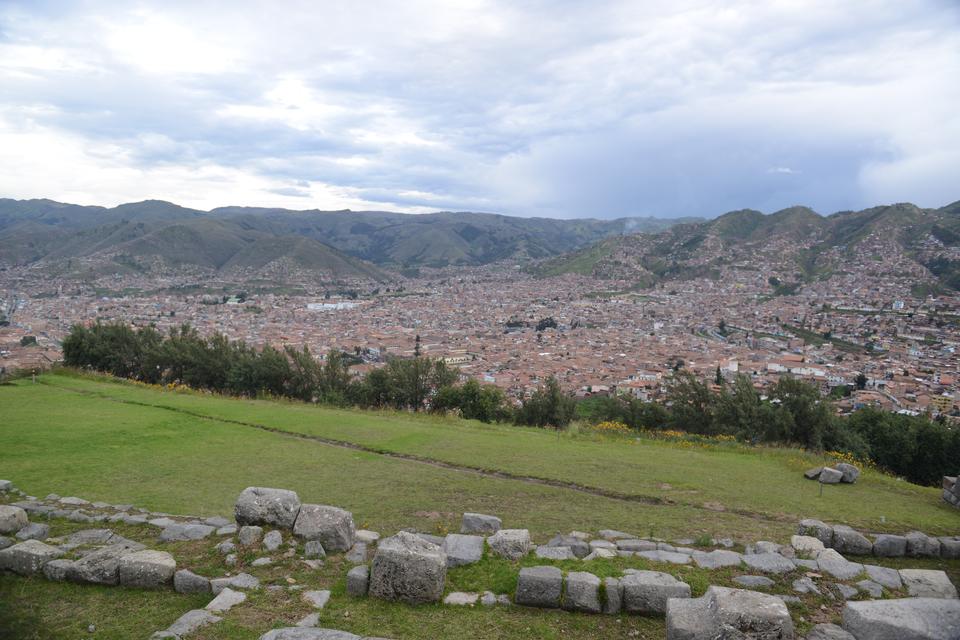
[
  {"xmin": 665, "ymin": 371, "xmax": 715, "ymax": 434},
  {"xmin": 515, "ymin": 376, "xmax": 576, "ymax": 428},
  {"xmin": 769, "ymin": 376, "xmax": 834, "ymax": 449},
  {"xmin": 855, "ymin": 373, "xmax": 868, "ymax": 390},
  {"xmin": 414, "ymin": 334, "xmax": 422, "ymax": 358},
  {"xmin": 19, "ymin": 335, "xmax": 37, "ymax": 347},
  {"xmin": 718, "ymin": 319, "xmax": 727, "ymax": 336},
  {"xmin": 715, "ymin": 366, "xmax": 723, "ymax": 385}
]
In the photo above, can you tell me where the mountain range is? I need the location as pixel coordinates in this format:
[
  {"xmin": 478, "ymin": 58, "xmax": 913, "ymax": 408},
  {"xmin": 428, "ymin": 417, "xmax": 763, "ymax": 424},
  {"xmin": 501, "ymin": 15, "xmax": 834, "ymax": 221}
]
[{"xmin": 0, "ymin": 198, "xmax": 696, "ymax": 281}]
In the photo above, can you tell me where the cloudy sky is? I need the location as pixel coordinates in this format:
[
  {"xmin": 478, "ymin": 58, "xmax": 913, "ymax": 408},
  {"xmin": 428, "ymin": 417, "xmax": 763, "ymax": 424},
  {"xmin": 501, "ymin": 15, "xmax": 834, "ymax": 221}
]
[{"xmin": 1, "ymin": 1, "xmax": 958, "ymax": 219}]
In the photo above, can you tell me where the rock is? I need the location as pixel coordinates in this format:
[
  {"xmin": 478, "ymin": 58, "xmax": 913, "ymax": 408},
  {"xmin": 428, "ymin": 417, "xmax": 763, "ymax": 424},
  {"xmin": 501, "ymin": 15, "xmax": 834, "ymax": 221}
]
[
  {"xmin": 443, "ymin": 591, "xmax": 479, "ymax": 606},
  {"xmin": 354, "ymin": 529, "xmax": 379, "ymax": 544},
  {"xmin": 562, "ymin": 571, "xmax": 601, "ymax": 613},
  {"xmin": 217, "ymin": 525, "xmax": 237, "ymax": 536},
  {"xmin": 217, "ymin": 540, "xmax": 236, "ymax": 555},
  {"xmin": 905, "ymin": 531, "xmax": 941, "ymax": 558},
  {"xmin": 658, "ymin": 542, "xmax": 678, "ymax": 552},
  {"xmin": 64, "ymin": 528, "xmax": 116, "ymax": 545},
  {"xmin": 225, "ymin": 553, "xmax": 237, "ymax": 566},
  {"xmin": 666, "ymin": 586, "xmax": 794, "ymax": 640},
  {"xmin": 857, "ymin": 579, "xmax": 884, "ymax": 598},
  {"xmin": 599, "ymin": 529, "xmax": 633, "ymax": 540},
  {"xmin": 258, "ymin": 630, "xmax": 360, "ymax": 640},
  {"xmin": 864, "ymin": 564, "xmax": 902, "ymax": 590},
  {"xmin": 798, "ymin": 519, "xmax": 834, "ymax": 546},
  {"xmin": 118, "ymin": 550, "xmax": 176, "ymax": 588},
  {"xmin": 239, "ymin": 525, "xmax": 264, "ymax": 546},
  {"xmin": 0, "ymin": 480, "xmax": 12, "ymax": 492},
  {"xmin": 843, "ymin": 597, "xmax": 960, "ymax": 640},
  {"xmin": 791, "ymin": 535, "xmax": 824, "ymax": 556},
  {"xmin": 59, "ymin": 497, "xmax": 89, "ymax": 506},
  {"xmin": 235, "ymin": 487, "xmax": 301, "ymax": 529},
  {"xmin": 440, "ymin": 534, "xmax": 484, "ymax": 567},
  {"xmin": 616, "ymin": 539, "xmax": 657, "ymax": 552},
  {"xmin": 939, "ymin": 536, "xmax": 960, "ymax": 560},
  {"xmin": 817, "ymin": 549, "xmax": 864, "ymax": 580},
  {"xmin": 621, "ymin": 570, "xmax": 690, "ymax": 615},
  {"xmin": 804, "ymin": 467, "xmax": 823, "ymax": 480},
  {"xmin": 583, "ymin": 548, "xmax": 617, "ymax": 560},
  {"xmin": 732, "ymin": 575, "xmax": 775, "ymax": 589},
  {"xmin": 149, "ymin": 517, "xmax": 177, "ymax": 528},
  {"xmin": 831, "ymin": 525, "xmax": 872, "ymax": 555},
  {"xmin": 835, "ymin": 462, "xmax": 860, "ymax": 483},
  {"xmin": 296, "ymin": 613, "xmax": 320, "ymax": 627},
  {"xmin": 68, "ymin": 542, "xmax": 140, "ymax": 585},
  {"xmin": 535, "ymin": 546, "xmax": 575, "ymax": 560},
  {"xmin": 742, "ymin": 552, "xmax": 795, "ymax": 574},
  {"xmin": 305, "ymin": 540, "xmax": 326, "ymax": 559},
  {"xmin": 487, "ymin": 529, "xmax": 530, "ymax": 560},
  {"xmin": 480, "ymin": 591, "xmax": 497, "ymax": 606},
  {"xmin": 636, "ymin": 550, "xmax": 692, "ymax": 565},
  {"xmin": 204, "ymin": 516, "xmax": 231, "ymax": 527},
  {"xmin": 873, "ymin": 534, "xmax": 907, "ymax": 557},
  {"xmin": 158, "ymin": 523, "xmax": 215, "ymax": 542},
  {"xmin": 460, "ymin": 512, "xmax": 501, "ymax": 535},
  {"xmin": 692, "ymin": 549, "xmax": 742, "ymax": 569},
  {"xmin": 346, "ymin": 542, "xmax": 368, "ymax": 564},
  {"xmin": 414, "ymin": 532, "xmax": 445, "ymax": 546},
  {"xmin": 792, "ymin": 576, "xmax": 820, "ymax": 594},
  {"xmin": 515, "ymin": 565, "xmax": 563, "ymax": 608},
  {"xmin": 263, "ymin": 530, "xmax": 283, "ymax": 551},
  {"xmin": 15, "ymin": 522, "xmax": 50, "ymax": 541},
  {"xmin": 819, "ymin": 467, "xmax": 843, "ymax": 484},
  {"xmin": 368, "ymin": 531, "xmax": 446, "ymax": 604},
  {"xmin": 0, "ymin": 505, "xmax": 28, "ymax": 534},
  {"xmin": 751, "ymin": 541, "xmax": 782, "ymax": 555},
  {"xmin": 251, "ymin": 557, "xmax": 272, "ymax": 567},
  {"xmin": 174, "ymin": 569, "xmax": 211, "ymax": 594},
  {"xmin": 547, "ymin": 534, "xmax": 590, "ymax": 558},
  {"xmin": 805, "ymin": 623, "xmax": 856, "ymax": 640},
  {"xmin": 210, "ymin": 572, "xmax": 260, "ymax": 595},
  {"xmin": 207, "ymin": 587, "xmax": 247, "ymax": 613},
  {"xmin": 42, "ymin": 558, "xmax": 75, "ymax": 581},
  {"xmin": 778, "ymin": 595, "xmax": 802, "ymax": 605},
  {"xmin": 0, "ymin": 536, "xmax": 12, "ymax": 551},
  {"xmin": 834, "ymin": 583, "xmax": 859, "ymax": 600},
  {"xmin": 589, "ymin": 539, "xmax": 617, "ymax": 550},
  {"xmin": 346, "ymin": 565, "xmax": 369, "ymax": 597},
  {"xmin": 794, "ymin": 558, "xmax": 819, "ymax": 570},
  {"xmin": 293, "ymin": 505, "xmax": 355, "ymax": 552},
  {"xmin": 152, "ymin": 609, "xmax": 221, "ymax": 638},
  {"xmin": 603, "ymin": 577, "xmax": 622, "ymax": 614},
  {"xmin": 899, "ymin": 569, "xmax": 959, "ymax": 599},
  {"xmin": 303, "ymin": 589, "xmax": 331, "ymax": 608}
]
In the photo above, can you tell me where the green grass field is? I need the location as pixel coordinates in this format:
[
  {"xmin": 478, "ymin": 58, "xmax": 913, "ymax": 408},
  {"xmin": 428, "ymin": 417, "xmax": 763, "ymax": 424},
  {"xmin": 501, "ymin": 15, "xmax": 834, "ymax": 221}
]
[{"xmin": 1, "ymin": 371, "xmax": 958, "ymax": 639}]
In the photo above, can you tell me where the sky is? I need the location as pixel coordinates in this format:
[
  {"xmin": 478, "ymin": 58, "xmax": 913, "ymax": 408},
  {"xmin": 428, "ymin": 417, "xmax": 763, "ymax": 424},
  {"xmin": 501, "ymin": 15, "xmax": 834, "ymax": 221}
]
[{"xmin": 0, "ymin": 0, "xmax": 958, "ymax": 219}]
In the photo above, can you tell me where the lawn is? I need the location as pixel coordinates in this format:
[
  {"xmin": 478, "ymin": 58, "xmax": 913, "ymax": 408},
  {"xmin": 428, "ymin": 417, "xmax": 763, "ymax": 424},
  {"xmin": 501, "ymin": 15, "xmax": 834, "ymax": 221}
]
[{"xmin": 1, "ymin": 371, "xmax": 958, "ymax": 639}]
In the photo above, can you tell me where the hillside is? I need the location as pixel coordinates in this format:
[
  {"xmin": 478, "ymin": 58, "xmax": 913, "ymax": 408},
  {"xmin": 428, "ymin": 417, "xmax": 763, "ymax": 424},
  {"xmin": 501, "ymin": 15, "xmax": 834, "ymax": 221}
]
[
  {"xmin": 0, "ymin": 198, "xmax": 698, "ymax": 277},
  {"xmin": 536, "ymin": 200, "xmax": 960, "ymax": 292},
  {"xmin": 1, "ymin": 372, "xmax": 957, "ymax": 639}
]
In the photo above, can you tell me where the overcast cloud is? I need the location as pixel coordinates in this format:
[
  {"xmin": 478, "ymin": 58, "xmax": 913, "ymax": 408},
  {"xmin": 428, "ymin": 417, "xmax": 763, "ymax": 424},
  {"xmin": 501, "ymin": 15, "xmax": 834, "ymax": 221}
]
[{"xmin": 1, "ymin": 0, "xmax": 958, "ymax": 218}]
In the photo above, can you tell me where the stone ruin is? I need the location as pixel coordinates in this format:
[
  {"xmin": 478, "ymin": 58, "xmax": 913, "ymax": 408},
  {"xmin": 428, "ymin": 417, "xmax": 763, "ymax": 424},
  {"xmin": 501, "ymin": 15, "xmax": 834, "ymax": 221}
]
[
  {"xmin": 2, "ymin": 479, "xmax": 959, "ymax": 640},
  {"xmin": 944, "ymin": 474, "xmax": 960, "ymax": 509}
]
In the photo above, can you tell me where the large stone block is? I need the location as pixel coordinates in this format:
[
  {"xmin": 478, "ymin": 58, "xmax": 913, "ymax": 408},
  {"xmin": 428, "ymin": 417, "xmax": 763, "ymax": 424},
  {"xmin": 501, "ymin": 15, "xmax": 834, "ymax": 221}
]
[
  {"xmin": 487, "ymin": 529, "xmax": 530, "ymax": 561},
  {"xmin": 834, "ymin": 462, "xmax": 860, "ymax": 483},
  {"xmin": 621, "ymin": 570, "xmax": 690, "ymax": 615},
  {"xmin": 904, "ymin": 531, "xmax": 941, "ymax": 558},
  {"xmin": 158, "ymin": 523, "xmax": 215, "ymax": 542},
  {"xmin": 42, "ymin": 558, "xmax": 75, "ymax": 581},
  {"xmin": 292, "ymin": 505, "xmax": 355, "ymax": 552},
  {"xmin": 666, "ymin": 586, "xmax": 794, "ymax": 640},
  {"xmin": 603, "ymin": 577, "xmax": 622, "ymax": 614},
  {"xmin": 174, "ymin": 569, "xmax": 211, "ymax": 594},
  {"xmin": 831, "ymin": 525, "xmax": 872, "ymax": 555},
  {"xmin": 0, "ymin": 540, "xmax": 63, "ymax": 575},
  {"xmin": 817, "ymin": 549, "xmax": 864, "ymax": 580},
  {"xmin": 235, "ymin": 487, "xmax": 302, "ymax": 529},
  {"xmin": 872, "ymin": 534, "xmax": 907, "ymax": 557},
  {"xmin": 442, "ymin": 534, "xmax": 484, "ymax": 567},
  {"xmin": 742, "ymin": 552, "xmax": 795, "ymax": 574},
  {"xmin": 819, "ymin": 467, "xmax": 843, "ymax": 484},
  {"xmin": 119, "ymin": 549, "xmax": 176, "ymax": 588},
  {"xmin": 691, "ymin": 549, "xmax": 742, "ymax": 569},
  {"xmin": 346, "ymin": 565, "xmax": 369, "ymax": 597},
  {"xmin": 547, "ymin": 534, "xmax": 590, "ymax": 558},
  {"xmin": 368, "ymin": 531, "xmax": 446, "ymax": 604},
  {"xmin": 899, "ymin": 569, "xmax": 958, "ymax": 599},
  {"xmin": 797, "ymin": 519, "xmax": 833, "ymax": 547},
  {"xmin": 68, "ymin": 542, "xmax": 139, "ymax": 585},
  {"xmin": 460, "ymin": 512, "xmax": 501, "ymax": 535},
  {"xmin": 515, "ymin": 565, "xmax": 562, "ymax": 608},
  {"xmin": 843, "ymin": 598, "xmax": 960, "ymax": 640},
  {"xmin": 259, "ymin": 629, "xmax": 360, "ymax": 640},
  {"xmin": 0, "ymin": 505, "xmax": 28, "ymax": 534},
  {"xmin": 562, "ymin": 571, "xmax": 601, "ymax": 613},
  {"xmin": 939, "ymin": 536, "xmax": 960, "ymax": 560}
]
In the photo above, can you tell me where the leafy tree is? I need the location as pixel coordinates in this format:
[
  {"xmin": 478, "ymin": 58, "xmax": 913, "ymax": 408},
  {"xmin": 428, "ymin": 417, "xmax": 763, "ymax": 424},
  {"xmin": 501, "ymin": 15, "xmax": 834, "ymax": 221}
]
[
  {"xmin": 769, "ymin": 376, "xmax": 834, "ymax": 449},
  {"xmin": 515, "ymin": 376, "xmax": 576, "ymax": 428},
  {"xmin": 665, "ymin": 371, "xmax": 715, "ymax": 434},
  {"xmin": 855, "ymin": 373, "xmax": 868, "ymax": 390}
]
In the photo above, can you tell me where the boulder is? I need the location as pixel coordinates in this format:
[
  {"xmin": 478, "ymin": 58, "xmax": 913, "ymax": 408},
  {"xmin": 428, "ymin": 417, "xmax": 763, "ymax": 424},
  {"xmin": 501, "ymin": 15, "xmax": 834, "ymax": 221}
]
[
  {"xmin": 15, "ymin": 522, "xmax": 50, "ymax": 541},
  {"xmin": 302, "ymin": 590, "xmax": 331, "ymax": 609},
  {"xmin": 210, "ymin": 572, "xmax": 260, "ymax": 595},
  {"xmin": 444, "ymin": 591, "xmax": 479, "ymax": 606},
  {"xmin": 583, "ymin": 548, "xmax": 617, "ymax": 560},
  {"xmin": 346, "ymin": 542, "xmax": 368, "ymax": 564},
  {"xmin": 346, "ymin": 565, "xmax": 369, "ymax": 597},
  {"xmin": 665, "ymin": 586, "xmax": 794, "ymax": 640},
  {"xmin": 368, "ymin": 531, "xmax": 446, "ymax": 604},
  {"xmin": 831, "ymin": 525, "xmax": 872, "ymax": 555},
  {"xmin": 691, "ymin": 549, "xmax": 742, "ymax": 569},
  {"xmin": 487, "ymin": 529, "xmax": 530, "ymax": 560},
  {"xmin": 42, "ymin": 558, "xmax": 74, "ymax": 581},
  {"xmin": 235, "ymin": 487, "xmax": 302, "ymax": 529},
  {"xmin": 864, "ymin": 564, "xmax": 903, "ymax": 590},
  {"xmin": 798, "ymin": 519, "xmax": 833, "ymax": 546},
  {"xmin": 805, "ymin": 623, "xmax": 856, "ymax": 640},
  {"xmin": 118, "ymin": 550, "xmax": 176, "ymax": 588},
  {"xmin": 0, "ymin": 480, "xmax": 13, "ymax": 492},
  {"xmin": 899, "ymin": 569, "xmax": 958, "ymax": 599},
  {"xmin": 206, "ymin": 587, "xmax": 247, "ymax": 613},
  {"xmin": 151, "ymin": 609, "xmax": 221, "ymax": 638},
  {"xmin": 939, "ymin": 536, "xmax": 960, "ymax": 560},
  {"xmin": 842, "ymin": 597, "xmax": 960, "ymax": 640},
  {"xmin": 872, "ymin": 534, "xmax": 907, "ymax": 557},
  {"xmin": 0, "ymin": 536, "xmax": 12, "ymax": 551},
  {"xmin": 742, "ymin": 552, "xmax": 795, "ymax": 574},
  {"xmin": 563, "ymin": 571, "xmax": 601, "ymax": 613},
  {"xmin": 804, "ymin": 467, "xmax": 823, "ymax": 480},
  {"xmin": 442, "ymin": 534, "xmax": 484, "ymax": 567},
  {"xmin": 792, "ymin": 577, "xmax": 820, "ymax": 594},
  {"xmin": 263, "ymin": 530, "xmax": 283, "ymax": 551},
  {"xmin": 790, "ymin": 535, "xmax": 824, "ymax": 556},
  {"xmin": 535, "ymin": 546, "xmax": 575, "ymax": 560},
  {"xmin": 546, "ymin": 534, "xmax": 590, "ymax": 558},
  {"xmin": 817, "ymin": 549, "xmax": 864, "ymax": 580},
  {"xmin": 857, "ymin": 579, "xmax": 884, "ymax": 598},
  {"xmin": 293, "ymin": 505, "xmax": 355, "ymax": 552},
  {"xmin": 217, "ymin": 541, "xmax": 236, "ymax": 555},
  {"xmin": 0, "ymin": 505, "xmax": 28, "ymax": 534},
  {"xmin": 732, "ymin": 575, "xmax": 775, "ymax": 589},
  {"xmin": 616, "ymin": 539, "xmax": 657, "ymax": 552},
  {"xmin": 174, "ymin": 569, "xmax": 211, "ymax": 594},
  {"xmin": 460, "ymin": 512, "xmax": 502, "ymax": 535},
  {"xmin": 515, "ymin": 565, "xmax": 563, "ymax": 608},
  {"xmin": 603, "ymin": 577, "xmax": 622, "ymax": 614},
  {"xmin": 0, "ymin": 540, "xmax": 63, "ymax": 575},
  {"xmin": 239, "ymin": 525, "xmax": 264, "ymax": 546},
  {"xmin": 355, "ymin": 530, "xmax": 380, "ymax": 544},
  {"xmin": 258, "ymin": 629, "xmax": 360, "ymax": 640},
  {"xmin": 904, "ymin": 531, "xmax": 941, "ymax": 558},
  {"xmin": 158, "ymin": 523, "xmax": 215, "ymax": 542},
  {"xmin": 636, "ymin": 550, "xmax": 692, "ymax": 565},
  {"xmin": 621, "ymin": 570, "xmax": 690, "ymax": 615},
  {"xmin": 835, "ymin": 462, "xmax": 860, "ymax": 483},
  {"xmin": 304, "ymin": 540, "xmax": 326, "ymax": 559},
  {"xmin": 819, "ymin": 467, "xmax": 843, "ymax": 484},
  {"xmin": 68, "ymin": 542, "xmax": 140, "ymax": 585}
]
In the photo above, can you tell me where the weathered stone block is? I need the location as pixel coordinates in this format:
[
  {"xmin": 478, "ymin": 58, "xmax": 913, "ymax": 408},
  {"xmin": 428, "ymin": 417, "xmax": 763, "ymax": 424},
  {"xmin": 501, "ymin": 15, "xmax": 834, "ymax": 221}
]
[
  {"xmin": 905, "ymin": 531, "xmax": 941, "ymax": 558},
  {"xmin": 873, "ymin": 534, "xmax": 907, "ymax": 557},
  {"xmin": 0, "ymin": 505, "xmax": 28, "ymax": 534},
  {"xmin": 515, "ymin": 565, "xmax": 562, "ymax": 608},
  {"xmin": 563, "ymin": 571, "xmax": 601, "ymax": 613},
  {"xmin": 0, "ymin": 540, "xmax": 64, "ymax": 575},
  {"xmin": 798, "ymin": 519, "xmax": 833, "ymax": 546},
  {"xmin": 835, "ymin": 462, "xmax": 860, "ymax": 483},
  {"xmin": 621, "ymin": 570, "xmax": 690, "ymax": 615},
  {"xmin": 899, "ymin": 569, "xmax": 958, "ymax": 599},
  {"xmin": 174, "ymin": 569, "xmax": 211, "ymax": 594},
  {"xmin": 443, "ymin": 534, "xmax": 484, "ymax": 567},
  {"xmin": 293, "ymin": 505, "xmax": 355, "ymax": 552},
  {"xmin": 843, "ymin": 598, "xmax": 960, "ymax": 640},
  {"xmin": 487, "ymin": 529, "xmax": 530, "ymax": 560},
  {"xmin": 819, "ymin": 467, "xmax": 843, "ymax": 483},
  {"xmin": 346, "ymin": 565, "xmax": 369, "ymax": 597},
  {"xmin": 235, "ymin": 487, "xmax": 301, "ymax": 529},
  {"xmin": 460, "ymin": 512, "xmax": 501, "ymax": 535},
  {"xmin": 119, "ymin": 549, "xmax": 176, "ymax": 588},
  {"xmin": 831, "ymin": 525, "xmax": 872, "ymax": 555},
  {"xmin": 368, "ymin": 531, "xmax": 446, "ymax": 604},
  {"xmin": 818, "ymin": 549, "xmax": 864, "ymax": 580},
  {"xmin": 603, "ymin": 577, "xmax": 622, "ymax": 614}
]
